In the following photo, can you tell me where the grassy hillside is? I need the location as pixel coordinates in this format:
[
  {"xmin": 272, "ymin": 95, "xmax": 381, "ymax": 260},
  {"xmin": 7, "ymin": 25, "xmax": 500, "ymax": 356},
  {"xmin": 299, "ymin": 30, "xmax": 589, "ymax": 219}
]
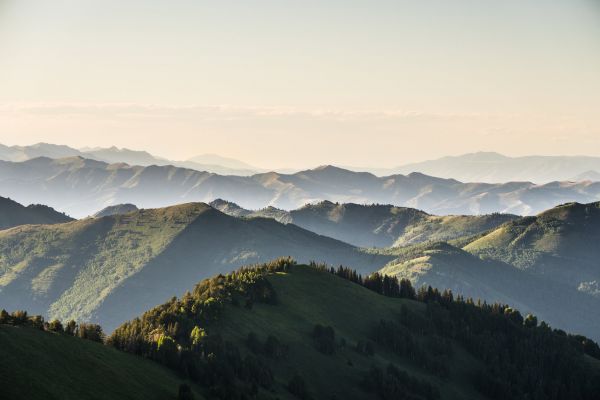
[
  {"xmin": 211, "ymin": 199, "xmax": 517, "ymax": 248},
  {"xmin": 380, "ymin": 242, "xmax": 600, "ymax": 340},
  {"xmin": 109, "ymin": 260, "xmax": 600, "ymax": 400},
  {"xmin": 0, "ymin": 203, "xmax": 390, "ymax": 330},
  {"xmin": 0, "ymin": 196, "xmax": 73, "ymax": 230},
  {"xmin": 0, "ymin": 324, "xmax": 201, "ymax": 400},
  {"xmin": 464, "ymin": 202, "xmax": 600, "ymax": 290}
]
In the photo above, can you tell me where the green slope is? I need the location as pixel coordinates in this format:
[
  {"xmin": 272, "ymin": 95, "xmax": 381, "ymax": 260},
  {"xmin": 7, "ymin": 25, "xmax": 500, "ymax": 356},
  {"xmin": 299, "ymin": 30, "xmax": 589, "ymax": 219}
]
[
  {"xmin": 380, "ymin": 242, "xmax": 600, "ymax": 340},
  {"xmin": 211, "ymin": 199, "xmax": 518, "ymax": 248},
  {"xmin": 0, "ymin": 324, "xmax": 201, "ymax": 400},
  {"xmin": 0, "ymin": 203, "xmax": 390, "ymax": 331},
  {"xmin": 464, "ymin": 201, "xmax": 600, "ymax": 289},
  {"xmin": 109, "ymin": 260, "xmax": 600, "ymax": 400},
  {"xmin": 0, "ymin": 196, "xmax": 73, "ymax": 230}
]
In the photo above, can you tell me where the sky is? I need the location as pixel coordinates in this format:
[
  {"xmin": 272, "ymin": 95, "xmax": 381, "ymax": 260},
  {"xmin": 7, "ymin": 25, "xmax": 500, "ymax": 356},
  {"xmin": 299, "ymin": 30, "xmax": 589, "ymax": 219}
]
[{"xmin": 0, "ymin": 0, "xmax": 599, "ymax": 169}]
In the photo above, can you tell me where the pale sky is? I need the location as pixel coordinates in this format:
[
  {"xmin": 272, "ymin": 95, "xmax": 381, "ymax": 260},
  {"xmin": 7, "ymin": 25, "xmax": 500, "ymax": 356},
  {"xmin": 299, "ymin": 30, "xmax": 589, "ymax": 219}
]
[{"xmin": 1, "ymin": 0, "xmax": 599, "ymax": 168}]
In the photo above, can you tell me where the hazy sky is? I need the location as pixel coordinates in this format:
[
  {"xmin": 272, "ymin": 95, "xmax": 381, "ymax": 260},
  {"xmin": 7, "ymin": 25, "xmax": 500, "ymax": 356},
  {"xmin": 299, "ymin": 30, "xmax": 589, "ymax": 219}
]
[{"xmin": 1, "ymin": 0, "xmax": 599, "ymax": 168}]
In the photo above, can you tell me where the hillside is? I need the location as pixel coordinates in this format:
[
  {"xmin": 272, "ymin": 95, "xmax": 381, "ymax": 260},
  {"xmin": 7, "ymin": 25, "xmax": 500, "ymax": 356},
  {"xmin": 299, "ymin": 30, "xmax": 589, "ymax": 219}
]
[
  {"xmin": 0, "ymin": 196, "xmax": 73, "ymax": 230},
  {"xmin": 380, "ymin": 242, "xmax": 600, "ymax": 340},
  {"xmin": 0, "ymin": 324, "xmax": 200, "ymax": 400},
  {"xmin": 2, "ymin": 157, "xmax": 600, "ymax": 217},
  {"xmin": 464, "ymin": 202, "xmax": 600, "ymax": 291},
  {"xmin": 212, "ymin": 199, "xmax": 517, "ymax": 248},
  {"xmin": 377, "ymin": 201, "xmax": 600, "ymax": 341},
  {"xmin": 109, "ymin": 260, "xmax": 600, "ymax": 400},
  {"xmin": 0, "ymin": 203, "xmax": 390, "ymax": 331}
]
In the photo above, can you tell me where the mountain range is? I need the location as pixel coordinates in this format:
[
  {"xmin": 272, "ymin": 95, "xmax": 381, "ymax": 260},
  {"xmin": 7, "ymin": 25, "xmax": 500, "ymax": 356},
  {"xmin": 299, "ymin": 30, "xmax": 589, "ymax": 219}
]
[
  {"xmin": 381, "ymin": 201, "xmax": 600, "ymax": 340},
  {"xmin": 383, "ymin": 152, "xmax": 600, "ymax": 183},
  {"xmin": 210, "ymin": 199, "xmax": 518, "ymax": 248},
  {"xmin": 0, "ymin": 202, "xmax": 389, "ymax": 331},
  {"xmin": 2, "ymin": 156, "xmax": 600, "ymax": 218},
  {"xmin": 0, "ymin": 142, "xmax": 261, "ymax": 176}
]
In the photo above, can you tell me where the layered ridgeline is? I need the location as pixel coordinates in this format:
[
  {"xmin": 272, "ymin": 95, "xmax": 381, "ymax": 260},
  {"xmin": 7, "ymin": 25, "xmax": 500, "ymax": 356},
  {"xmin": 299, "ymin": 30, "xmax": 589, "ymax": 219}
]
[
  {"xmin": 106, "ymin": 259, "xmax": 600, "ymax": 400},
  {"xmin": 0, "ymin": 203, "xmax": 389, "ymax": 331},
  {"xmin": 2, "ymin": 156, "xmax": 600, "ymax": 217},
  {"xmin": 0, "ymin": 196, "xmax": 73, "ymax": 230},
  {"xmin": 389, "ymin": 152, "xmax": 600, "ymax": 183},
  {"xmin": 381, "ymin": 202, "xmax": 600, "ymax": 341},
  {"xmin": 210, "ymin": 199, "xmax": 517, "ymax": 248},
  {"xmin": 0, "ymin": 142, "xmax": 261, "ymax": 176},
  {"xmin": 0, "ymin": 323, "xmax": 201, "ymax": 400}
]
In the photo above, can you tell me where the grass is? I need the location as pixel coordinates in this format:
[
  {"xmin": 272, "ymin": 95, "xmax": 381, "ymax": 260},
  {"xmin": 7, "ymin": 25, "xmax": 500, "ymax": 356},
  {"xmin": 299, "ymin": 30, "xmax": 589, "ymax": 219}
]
[
  {"xmin": 212, "ymin": 265, "xmax": 486, "ymax": 400},
  {"xmin": 0, "ymin": 325, "xmax": 202, "ymax": 400}
]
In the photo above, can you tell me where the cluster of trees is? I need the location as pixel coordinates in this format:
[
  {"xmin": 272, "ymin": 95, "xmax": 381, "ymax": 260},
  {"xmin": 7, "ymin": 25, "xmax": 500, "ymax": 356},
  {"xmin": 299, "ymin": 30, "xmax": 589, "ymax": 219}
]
[
  {"xmin": 108, "ymin": 257, "xmax": 297, "ymax": 399},
  {"xmin": 363, "ymin": 364, "xmax": 440, "ymax": 400},
  {"xmin": 371, "ymin": 319, "xmax": 450, "ymax": 378},
  {"xmin": 309, "ymin": 263, "xmax": 416, "ymax": 299},
  {"xmin": 312, "ymin": 324, "xmax": 336, "ymax": 355},
  {"xmin": 246, "ymin": 332, "xmax": 287, "ymax": 359},
  {"xmin": 0, "ymin": 309, "xmax": 104, "ymax": 343},
  {"xmin": 313, "ymin": 264, "xmax": 600, "ymax": 400}
]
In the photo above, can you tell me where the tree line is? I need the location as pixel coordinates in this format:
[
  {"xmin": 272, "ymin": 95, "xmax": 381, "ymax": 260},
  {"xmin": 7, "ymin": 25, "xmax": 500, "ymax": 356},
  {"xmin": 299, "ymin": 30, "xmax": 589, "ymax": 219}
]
[{"xmin": 0, "ymin": 309, "xmax": 104, "ymax": 342}]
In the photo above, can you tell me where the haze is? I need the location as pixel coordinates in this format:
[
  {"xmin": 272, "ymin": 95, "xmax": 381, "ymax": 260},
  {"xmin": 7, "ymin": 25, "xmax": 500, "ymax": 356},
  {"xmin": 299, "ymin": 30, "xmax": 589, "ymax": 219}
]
[{"xmin": 1, "ymin": 0, "xmax": 599, "ymax": 169}]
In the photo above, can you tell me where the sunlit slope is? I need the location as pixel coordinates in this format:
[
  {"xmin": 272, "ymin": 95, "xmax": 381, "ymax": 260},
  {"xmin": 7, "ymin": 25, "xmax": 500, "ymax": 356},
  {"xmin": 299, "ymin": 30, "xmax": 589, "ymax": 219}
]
[
  {"xmin": 0, "ymin": 203, "xmax": 390, "ymax": 330},
  {"xmin": 464, "ymin": 202, "xmax": 600, "ymax": 289},
  {"xmin": 211, "ymin": 199, "xmax": 517, "ymax": 248},
  {"xmin": 0, "ymin": 325, "xmax": 201, "ymax": 400},
  {"xmin": 380, "ymin": 242, "xmax": 600, "ymax": 340}
]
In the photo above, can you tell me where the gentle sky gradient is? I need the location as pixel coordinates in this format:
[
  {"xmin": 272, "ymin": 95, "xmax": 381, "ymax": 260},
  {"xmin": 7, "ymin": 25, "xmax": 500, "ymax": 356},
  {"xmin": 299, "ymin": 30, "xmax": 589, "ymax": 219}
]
[{"xmin": 1, "ymin": 0, "xmax": 599, "ymax": 168}]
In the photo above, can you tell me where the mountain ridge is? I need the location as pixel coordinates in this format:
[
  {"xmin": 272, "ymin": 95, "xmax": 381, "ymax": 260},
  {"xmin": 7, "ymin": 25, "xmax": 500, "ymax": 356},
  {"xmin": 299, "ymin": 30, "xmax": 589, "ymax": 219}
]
[{"xmin": 2, "ymin": 155, "xmax": 600, "ymax": 218}]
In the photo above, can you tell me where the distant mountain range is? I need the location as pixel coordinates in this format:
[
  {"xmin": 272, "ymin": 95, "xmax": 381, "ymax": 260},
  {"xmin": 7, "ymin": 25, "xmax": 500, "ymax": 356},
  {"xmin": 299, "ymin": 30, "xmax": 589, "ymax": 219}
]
[
  {"xmin": 0, "ymin": 202, "xmax": 389, "ymax": 331},
  {"xmin": 1, "ymin": 156, "xmax": 600, "ymax": 218},
  {"xmin": 380, "ymin": 152, "xmax": 600, "ymax": 183},
  {"xmin": 382, "ymin": 201, "xmax": 600, "ymax": 340},
  {"xmin": 210, "ymin": 199, "xmax": 518, "ymax": 248},
  {"xmin": 0, "ymin": 142, "xmax": 262, "ymax": 176}
]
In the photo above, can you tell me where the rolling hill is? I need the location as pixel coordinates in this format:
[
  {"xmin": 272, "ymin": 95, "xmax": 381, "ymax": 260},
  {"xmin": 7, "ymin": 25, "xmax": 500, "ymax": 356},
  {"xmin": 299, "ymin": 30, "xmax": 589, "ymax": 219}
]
[
  {"xmin": 379, "ymin": 201, "xmax": 600, "ymax": 340},
  {"xmin": 2, "ymin": 156, "xmax": 600, "ymax": 218},
  {"xmin": 211, "ymin": 199, "xmax": 518, "ymax": 248},
  {"xmin": 0, "ymin": 196, "xmax": 73, "ymax": 230},
  {"xmin": 380, "ymin": 242, "xmax": 600, "ymax": 341},
  {"xmin": 0, "ymin": 203, "xmax": 390, "ymax": 331},
  {"xmin": 108, "ymin": 260, "xmax": 600, "ymax": 400},
  {"xmin": 0, "ymin": 324, "xmax": 201, "ymax": 400}
]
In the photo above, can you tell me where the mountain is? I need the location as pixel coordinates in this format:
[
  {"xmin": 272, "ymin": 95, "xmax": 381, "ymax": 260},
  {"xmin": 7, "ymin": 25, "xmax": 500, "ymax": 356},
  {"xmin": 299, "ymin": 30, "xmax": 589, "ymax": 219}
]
[
  {"xmin": 0, "ymin": 142, "xmax": 262, "ymax": 176},
  {"xmin": 380, "ymin": 241, "xmax": 600, "ymax": 341},
  {"xmin": 572, "ymin": 170, "xmax": 600, "ymax": 182},
  {"xmin": 388, "ymin": 152, "xmax": 600, "ymax": 183},
  {"xmin": 0, "ymin": 324, "xmax": 201, "ymax": 399},
  {"xmin": 380, "ymin": 201, "xmax": 600, "ymax": 340},
  {"xmin": 464, "ymin": 201, "xmax": 600, "ymax": 291},
  {"xmin": 2, "ymin": 157, "xmax": 600, "ymax": 218},
  {"xmin": 93, "ymin": 203, "xmax": 139, "ymax": 217},
  {"xmin": 0, "ymin": 142, "xmax": 82, "ymax": 161},
  {"xmin": 0, "ymin": 196, "xmax": 73, "ymax": 230},
  {"xmin": 108, "ymin": 260, "xmax": 600, "ymax": 400},
  {"xmin": 211, "ymin": 199, "xmax": 518, "ymax": 248},
  {"xmin": 0, "ymin": 203, "xmax": 390, "ymax": 331}
]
